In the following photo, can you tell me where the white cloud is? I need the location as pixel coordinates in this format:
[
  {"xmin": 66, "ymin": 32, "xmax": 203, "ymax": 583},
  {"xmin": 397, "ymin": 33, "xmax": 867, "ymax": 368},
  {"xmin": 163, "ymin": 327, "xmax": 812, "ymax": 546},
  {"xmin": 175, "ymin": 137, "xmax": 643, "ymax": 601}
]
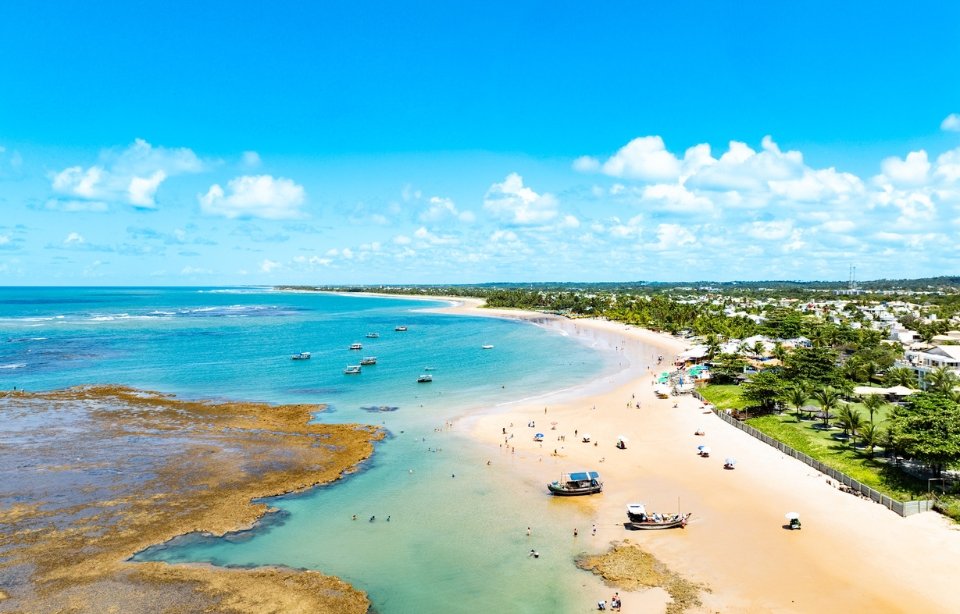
[
  {"xmin": 180, "ymin": 265, "xmax": 213, "ymax": 275},
  {"xmin": 941, "ymin": 113, "xmax": 960, "ymax": 132},
  {"xmin": 242, "ymin": 151, "xmax": 262, "ymax": 168},
  {"xmin": 599, "ymin": 136, "xmax": 682, "ymax": 181},
  {"xmin": 50, "ymin": 139, "xmax": 204, "ymax": 209},
  {"xmin": 572, "ymin": 156, "xmax": 600, "ymax": 172},
  {"xmin": 647, "ymin": 224, "xmax": 697, "ymax": 251},
  {"xmin": 393, "ymin": 235, "xmax": 411, "ymax": 245},
  {"xmin": 820, "ymin": 219, "xmax": 856, "ymax": 233},
  {"xmin": 44, "ymin": 199, "xmax": 109, "ymax": 212},
  {"xmin": 483, "ymin": 173, "xmax": 558, "ymax": 225},
  {"xmin": 127, "ymin": 170, "xmax": 167, "ymax": 207},
  {"xmin": 0, "ymin": 235, "xmax": 9, "ymax": 246},
  {"xmin": 64, "ymin": 232, "xmax": 85, "ymax": 245},
  {"xmin": 639, "ymin": 183, "xmax": 714, "ymax": 214},
  {"xmin": 746, "ymin": 220, "xmax": 793, "ymax": 241},
  {"xmin": 879, "ymin": 150, "xmax": 930, "ymax": 186},
  {"xmin": 421, "ymin": 196, "xmax": 473, "ymax": 223},
  {"xmin": 260, "ymin": 259, "xmax": 281, "ymax": 273},
  {"xmin": 199, "ymin": 175, "xmax": 305, "ymax": 219},
  {"xmin": 292, "ymin": 255, "xmax": 332, "ymax": 267}
]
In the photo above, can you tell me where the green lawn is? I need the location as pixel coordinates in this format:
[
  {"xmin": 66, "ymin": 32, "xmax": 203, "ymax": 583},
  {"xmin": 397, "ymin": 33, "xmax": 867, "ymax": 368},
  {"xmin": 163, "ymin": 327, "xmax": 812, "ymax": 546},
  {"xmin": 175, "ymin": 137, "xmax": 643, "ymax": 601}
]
[
  {"xmin": 700, "ymin": 384, "xmax": 925, "ymax": 501},
  {"xmin": 697, "ymin": 384, "xmax": 747, "ymax": 411}
]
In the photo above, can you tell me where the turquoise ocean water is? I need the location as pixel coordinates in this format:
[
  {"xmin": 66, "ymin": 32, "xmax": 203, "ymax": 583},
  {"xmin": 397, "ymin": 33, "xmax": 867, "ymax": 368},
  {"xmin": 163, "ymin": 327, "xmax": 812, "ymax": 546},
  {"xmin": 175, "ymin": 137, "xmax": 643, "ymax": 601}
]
[{"xmin": 0, "ymin": 287, "xmax": 617, "ymax": 613}]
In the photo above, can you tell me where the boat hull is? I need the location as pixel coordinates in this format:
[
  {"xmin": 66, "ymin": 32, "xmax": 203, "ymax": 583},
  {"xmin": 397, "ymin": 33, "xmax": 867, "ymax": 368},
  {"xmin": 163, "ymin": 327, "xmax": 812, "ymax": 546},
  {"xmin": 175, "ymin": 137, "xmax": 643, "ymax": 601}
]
[
  {"xmin": 547, "ymin": 484, "xmax": 602, "ymax": 496},
  {"xmin": 624, "ymin": 513, "xmax": 690, "ymax": 530}
]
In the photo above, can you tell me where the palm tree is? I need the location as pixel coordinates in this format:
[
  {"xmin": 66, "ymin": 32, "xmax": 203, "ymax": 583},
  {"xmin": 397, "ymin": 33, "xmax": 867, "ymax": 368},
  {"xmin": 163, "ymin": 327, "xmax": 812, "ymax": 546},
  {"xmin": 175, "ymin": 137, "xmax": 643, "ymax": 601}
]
[
  {"xmin": 772, "ymin": 341, "xmax": 787, "ymax": 363},
  {"xmin": 925, "ymin": 366, "xmax": 960, "ymax": 394},
  {"xmin": 859, "ymin": 422, "xmax": 884, "ymax": 457},
  {"xmin": 812, "ymin": 387, "xmax": 841, "ymax": 428},
  {"xmin": 836, "ymin": 406, "xmax": 864, "ymax": 444},
  {"xmin": 884, "ymin": 367, "xmax": 917, "ymax": 389},
  {"xmin": 860, "ymin": 394, "xmax": 886, "ymax": 425},
  {"xmin": 786, "ymin": 385, "xmax": 810, "ymax": 420}
]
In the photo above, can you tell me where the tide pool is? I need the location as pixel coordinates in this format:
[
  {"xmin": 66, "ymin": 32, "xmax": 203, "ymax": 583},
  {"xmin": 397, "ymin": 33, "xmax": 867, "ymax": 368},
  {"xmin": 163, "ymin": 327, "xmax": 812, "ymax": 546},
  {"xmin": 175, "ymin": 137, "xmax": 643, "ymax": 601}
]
[{"xmin": 1, "ymin": 287, "xmax": 617, "ymax": 612}]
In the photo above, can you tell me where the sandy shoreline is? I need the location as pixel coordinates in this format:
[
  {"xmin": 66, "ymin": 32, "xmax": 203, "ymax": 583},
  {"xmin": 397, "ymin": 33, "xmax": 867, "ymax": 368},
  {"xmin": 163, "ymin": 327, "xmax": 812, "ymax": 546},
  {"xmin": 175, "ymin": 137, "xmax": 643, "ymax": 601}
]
[{"xmin": 432, "ymin": 297, "xmax": 960, "ymax": 613}]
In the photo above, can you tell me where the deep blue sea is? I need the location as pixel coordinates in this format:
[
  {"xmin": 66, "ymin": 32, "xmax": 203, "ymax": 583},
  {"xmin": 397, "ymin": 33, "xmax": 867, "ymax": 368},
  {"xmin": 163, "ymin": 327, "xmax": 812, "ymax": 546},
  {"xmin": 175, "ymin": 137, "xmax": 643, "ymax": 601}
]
[{"xmin": 0, "ymin": 287, "xmax": 617, "ymax": 613}]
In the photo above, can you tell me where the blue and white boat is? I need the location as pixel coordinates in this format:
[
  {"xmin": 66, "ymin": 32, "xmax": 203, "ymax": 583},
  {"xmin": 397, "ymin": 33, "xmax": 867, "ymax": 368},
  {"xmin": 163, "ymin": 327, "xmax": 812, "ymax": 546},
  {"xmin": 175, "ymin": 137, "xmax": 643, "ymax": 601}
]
[{"xmin": 547, "ymin": 471, "xmax": 602, "ymax": 496}]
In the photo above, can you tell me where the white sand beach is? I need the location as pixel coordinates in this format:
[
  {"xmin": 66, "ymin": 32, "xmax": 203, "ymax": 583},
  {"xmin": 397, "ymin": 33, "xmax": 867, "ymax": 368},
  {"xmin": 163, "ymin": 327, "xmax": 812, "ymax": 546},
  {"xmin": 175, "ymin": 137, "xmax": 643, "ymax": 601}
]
[{"xmin": 442, "ymin": 299, "xmax": 960, "ymax": 613}]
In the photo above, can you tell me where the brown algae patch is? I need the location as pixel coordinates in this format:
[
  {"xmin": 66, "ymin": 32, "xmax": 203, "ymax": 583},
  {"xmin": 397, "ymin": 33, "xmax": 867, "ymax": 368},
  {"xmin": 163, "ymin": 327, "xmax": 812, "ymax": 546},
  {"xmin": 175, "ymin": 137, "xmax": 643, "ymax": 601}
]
[
  {"xmin": 576, "ymin": 540, "xmax": 708, "ymax": 614},
  {"xmin": 0, "ymin": 385, "xmax": 383, "ymax": 613}
]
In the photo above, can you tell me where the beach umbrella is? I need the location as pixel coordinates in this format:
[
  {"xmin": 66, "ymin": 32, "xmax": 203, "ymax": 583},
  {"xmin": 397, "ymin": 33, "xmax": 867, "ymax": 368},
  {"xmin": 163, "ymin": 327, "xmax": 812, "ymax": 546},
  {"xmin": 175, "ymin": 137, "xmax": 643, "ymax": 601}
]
[
  {"xmin": 617, "ymin": 435, "xmax": 629, "ymax": 443},
  {"xmin": 724, "ymin": 457, "xmax": 737, "ymax": 465},
  {"xmin": 785, "ymin": 512, "xmax": 800, "ymax": 520},
  {"xmin": 700, "ymin": 446, "xmax": 711, "ymax": 455},
  {"xmin": 697, "ymin": 445, "xmax": 705, "ymax": 451},
  {"xmin": 535, "ymin": 432, "xmax": 544, "ymax": 438},
  {"xmin": 582, "ymin": 433, "xmax": 591, "ymax": 441}
]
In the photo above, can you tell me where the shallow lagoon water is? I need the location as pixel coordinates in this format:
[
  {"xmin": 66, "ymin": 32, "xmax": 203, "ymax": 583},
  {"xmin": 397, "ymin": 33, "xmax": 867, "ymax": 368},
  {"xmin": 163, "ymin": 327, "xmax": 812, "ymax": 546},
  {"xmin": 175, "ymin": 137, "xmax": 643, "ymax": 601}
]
[{"xmin": 1, "ymin": 288, "xmax": 616, "ymax": 612}]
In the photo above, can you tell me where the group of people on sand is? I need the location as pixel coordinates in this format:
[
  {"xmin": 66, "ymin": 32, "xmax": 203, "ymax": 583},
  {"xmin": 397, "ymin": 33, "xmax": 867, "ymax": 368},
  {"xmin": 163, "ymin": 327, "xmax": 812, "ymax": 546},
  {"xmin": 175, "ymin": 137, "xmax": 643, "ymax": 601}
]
[{"xmin": 598, "ymin": 592, "xmax": 621, "ymax": 610}]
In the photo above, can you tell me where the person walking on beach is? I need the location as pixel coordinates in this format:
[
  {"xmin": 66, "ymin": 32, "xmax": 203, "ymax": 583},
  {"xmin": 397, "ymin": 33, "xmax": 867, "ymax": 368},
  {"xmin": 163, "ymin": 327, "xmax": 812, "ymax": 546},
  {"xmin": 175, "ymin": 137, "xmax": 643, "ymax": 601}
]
[
  {"xmin": 527, "ymin": 526, "xmax": 531, "ymax": 536},
  {"xmin": 573, "ymin": 527, "xmax": 578, "ymax": 537}
]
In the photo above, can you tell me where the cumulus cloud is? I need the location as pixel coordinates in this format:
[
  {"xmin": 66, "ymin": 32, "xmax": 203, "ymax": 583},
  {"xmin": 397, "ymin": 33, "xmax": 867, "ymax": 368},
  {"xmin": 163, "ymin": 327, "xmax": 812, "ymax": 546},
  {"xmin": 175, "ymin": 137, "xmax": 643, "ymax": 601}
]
[
  {"xmin": 199, "ymin": 175, "xmax": 305, "ymax": 219},
  {"xmin": 878, "ymin": 150, "xmax": 930, "ymax": 186},
  {"xmin": 50, "ymin": 139, "xmax": 204, "ymax": 209},
  {"xmin": 942, "ymin": 113, "xmax": 960, "ymax": 132},
  {"xmin": 483, "ymin": 173, "xmax": 558, "ymax": 225}
]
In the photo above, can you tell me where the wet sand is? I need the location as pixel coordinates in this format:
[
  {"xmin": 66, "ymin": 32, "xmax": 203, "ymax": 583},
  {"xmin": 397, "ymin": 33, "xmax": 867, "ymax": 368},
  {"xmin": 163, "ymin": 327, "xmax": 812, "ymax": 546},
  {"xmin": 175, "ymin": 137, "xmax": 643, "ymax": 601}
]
[
  {"xmin": 442, "ymin": 300, "xmax": 960, "ymax": 613},
  {"xmin": 0, "ymin": 385, "xmax": 381, "ymax": 613}
]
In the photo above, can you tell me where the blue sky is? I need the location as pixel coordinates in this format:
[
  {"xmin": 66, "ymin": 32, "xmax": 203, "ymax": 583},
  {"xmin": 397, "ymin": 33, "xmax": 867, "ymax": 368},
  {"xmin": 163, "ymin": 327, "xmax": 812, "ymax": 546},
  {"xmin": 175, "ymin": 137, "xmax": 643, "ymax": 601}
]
[{"xmin": 1, "ymin": 1, "xmax": 959, "ymax": 284}]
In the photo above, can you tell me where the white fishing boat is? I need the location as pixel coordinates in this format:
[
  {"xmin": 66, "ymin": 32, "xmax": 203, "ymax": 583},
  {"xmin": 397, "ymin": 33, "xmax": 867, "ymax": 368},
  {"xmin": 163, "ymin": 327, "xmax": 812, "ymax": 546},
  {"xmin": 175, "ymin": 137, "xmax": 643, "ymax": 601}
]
[
  {"xmin": 349, "ymin": 342, "xmax": 363, "ymax": 350},
  {"xmin": 366, "ymin": 332, "xmax": 380, "ymax": 338},
  {"xmin": 360, "ymin": 356, "xmax": 377, "ymax": 365},
  {"xmin": 291, "ymin": 352, "xmax": 311, "ymax": 360},
  {"xmin": 395, "ymin": 325, "xmax": 408, "ymax": 332},
  {"xmin": 417, "ymin": 374, "xmax": 433, "ymax": 383},
  {"xmin": 344, "ymin": 365, "xmax": 362, "ymax": 375},
  {"xmin": 481, "ymin": 344, "xmax": 494, "ymax": 349}
]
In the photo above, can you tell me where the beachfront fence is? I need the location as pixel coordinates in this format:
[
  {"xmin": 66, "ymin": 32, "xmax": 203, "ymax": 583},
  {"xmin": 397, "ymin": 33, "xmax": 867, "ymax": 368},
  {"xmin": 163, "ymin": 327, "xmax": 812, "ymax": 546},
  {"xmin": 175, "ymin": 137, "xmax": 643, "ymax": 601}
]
[{"xmin": 691, "ymin": 391, "xmax": 935, "ymax": 517}]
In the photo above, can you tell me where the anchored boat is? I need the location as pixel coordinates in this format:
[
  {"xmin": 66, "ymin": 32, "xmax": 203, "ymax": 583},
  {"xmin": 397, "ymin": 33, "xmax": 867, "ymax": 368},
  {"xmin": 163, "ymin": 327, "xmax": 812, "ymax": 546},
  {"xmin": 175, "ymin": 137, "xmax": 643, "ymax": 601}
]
[
  {"xmin": 624, "ymin": 503, "xmax": 690, "ymax": 530},
  {"xmin": 291, "ymin": 352, "xmax": 311, "ymax": 360},
  {"xmin": 343, "ymin": 365, "xmax": 362, "ymax": 375},
  {"xmin": 547, "ymin": 471, "xmax": 602, "ymax": 496}
]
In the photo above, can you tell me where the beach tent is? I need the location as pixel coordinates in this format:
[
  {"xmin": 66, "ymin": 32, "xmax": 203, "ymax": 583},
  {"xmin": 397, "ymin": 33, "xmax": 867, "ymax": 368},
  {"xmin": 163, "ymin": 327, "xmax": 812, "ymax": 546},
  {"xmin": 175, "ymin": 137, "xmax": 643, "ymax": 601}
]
[{"xmin": 854, "ymin": 386, "xmax": 888, "ymax": 396}]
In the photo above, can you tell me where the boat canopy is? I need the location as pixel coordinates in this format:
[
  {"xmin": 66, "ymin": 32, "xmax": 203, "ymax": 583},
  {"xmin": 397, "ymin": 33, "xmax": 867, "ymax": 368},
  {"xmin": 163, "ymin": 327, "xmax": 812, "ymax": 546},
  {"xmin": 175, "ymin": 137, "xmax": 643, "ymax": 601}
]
[
  {"xmin": 627, "ymin": 503, "xmax": 646, "ymax": 515},
  {"xmin": 567, "ymin": 471, "xmax": 600, "ymax": 481}
]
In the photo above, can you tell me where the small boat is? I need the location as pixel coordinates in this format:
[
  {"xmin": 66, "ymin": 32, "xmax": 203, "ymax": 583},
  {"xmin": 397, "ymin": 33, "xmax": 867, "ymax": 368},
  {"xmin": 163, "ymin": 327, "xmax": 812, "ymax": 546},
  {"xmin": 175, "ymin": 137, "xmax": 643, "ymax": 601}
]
[
  {"xmin": 349, "ymin": 343, "xmax": 363, "ymax": 350},
  {"xmin": 395, "ymin": 326, "xmax": 408, "ymax": 332},
  {"xmin": 343, "ymin": 365, "xmax": 362, "ymax": 375},
  {"xmin": 547, "ymin": 471, "xmax": 602, "ymax": 496},
  {"xmin": 481, "ymin": 344, "xmax": 494, "ymax": 349},
  {"xmin": 423, "ymin": 366, "xmax": 435, "ymax": 371},
  {"xmin": 360, "ymin": 356, "xmax": 377, "ymax": 365},
  {"xmin": 291, "ymin": 352, "xmax": 311, "ymax": 360},
  {"xmin": 624, "ymin": 503, "xmax": 690, "ymax": 530},
  {"xmin": 417, "ymin": 374, "xmax": 433, "ymax": 383},
  {"xmin": 366, "ymin": 332, "xmax": 380, "ymax": 338}
]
